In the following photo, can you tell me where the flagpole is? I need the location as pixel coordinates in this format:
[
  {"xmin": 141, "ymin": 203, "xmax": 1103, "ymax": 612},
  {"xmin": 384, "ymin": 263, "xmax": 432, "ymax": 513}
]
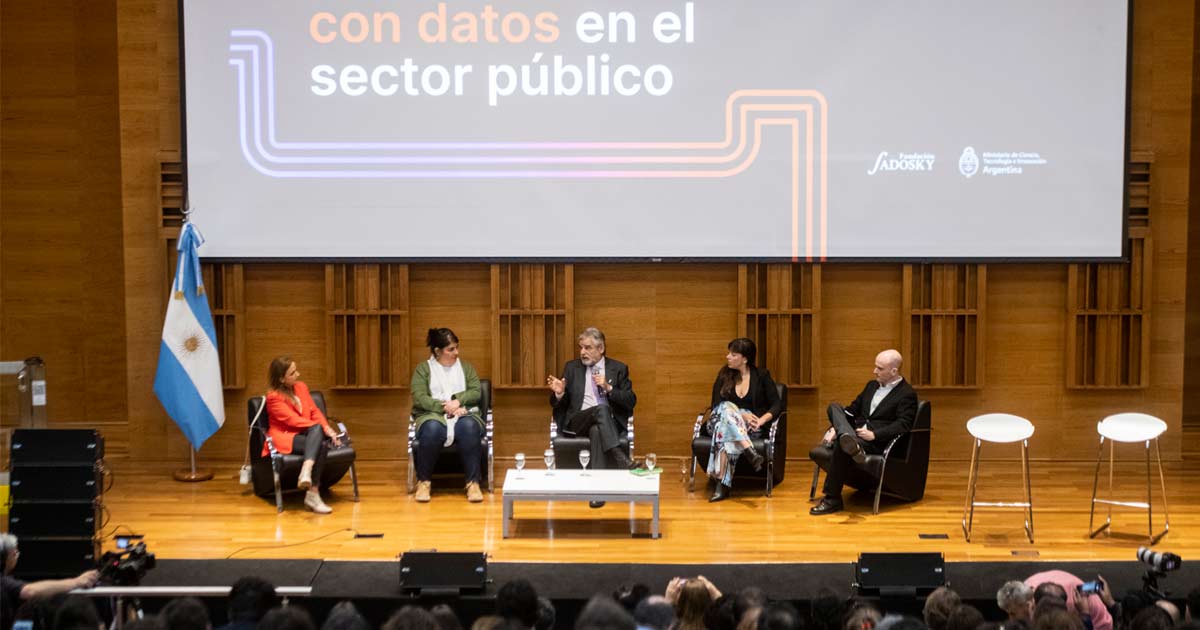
[{"xmin": 174, "ymin": 447, "xmax": 214, "ymax": 482}]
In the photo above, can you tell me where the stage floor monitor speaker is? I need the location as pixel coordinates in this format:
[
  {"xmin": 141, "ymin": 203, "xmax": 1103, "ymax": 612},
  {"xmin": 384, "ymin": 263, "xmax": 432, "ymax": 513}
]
[
  {"xmin": 855, "ymin": 552, "xmax": 945, "ymax": 597},
  {"xmin": 400, "ymin": 551, "xmax": 487, "ymax": 593},
  {"xmin": 12, "ymin": 538, "xmax": 98, "ymax": 580},
  {"xmin": 11, "ymin": 429, "xmax": 104, "ymax": 465}
]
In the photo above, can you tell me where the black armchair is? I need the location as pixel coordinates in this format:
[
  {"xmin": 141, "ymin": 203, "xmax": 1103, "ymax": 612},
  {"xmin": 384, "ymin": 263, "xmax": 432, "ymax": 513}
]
[
  {"xmin": 407, "ymin": 379, "xmax": 495, "ymax": 492},
  {"xmin": 808, "ymin": 399, "xmax": 932, "ymax": 514},
  {"xmin": 688, "ymin": 383, "xmax": 788, "ymax": 496},
  {"xmin": 247, "ymin": 391, "xmax": 360, "ymax": 513},
  {"xmin": 550, "ymin": 413, "xmax": 634, "ymax": 468}
]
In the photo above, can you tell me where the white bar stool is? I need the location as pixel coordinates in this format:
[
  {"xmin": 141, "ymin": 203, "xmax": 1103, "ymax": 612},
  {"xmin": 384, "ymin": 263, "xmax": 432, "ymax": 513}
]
[
  {"xmin": 1088, "ymin": 412, "xmax": 1169, "ymax": 544},
  {"xmin": 962, "ymin": 413, "xmax": 1034, "ymax": 543}
]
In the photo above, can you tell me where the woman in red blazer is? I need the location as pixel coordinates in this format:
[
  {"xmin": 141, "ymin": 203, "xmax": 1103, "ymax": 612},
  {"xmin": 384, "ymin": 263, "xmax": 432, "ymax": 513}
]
[{"xmin": 266, "ymin": 356, "xmax": 342, "ymax": 513}]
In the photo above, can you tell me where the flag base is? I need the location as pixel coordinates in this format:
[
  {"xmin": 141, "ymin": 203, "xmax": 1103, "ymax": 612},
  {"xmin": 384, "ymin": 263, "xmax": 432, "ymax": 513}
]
[{"xmin": 173, "ymin": 468, "xmax": 214, "ymax": 482}]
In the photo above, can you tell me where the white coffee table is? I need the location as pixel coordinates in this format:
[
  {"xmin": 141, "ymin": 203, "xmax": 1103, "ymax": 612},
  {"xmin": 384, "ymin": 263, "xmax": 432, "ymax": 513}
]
[{"xmin": 502, "ymin": 469, "xmax": 661, "ymax": 539}]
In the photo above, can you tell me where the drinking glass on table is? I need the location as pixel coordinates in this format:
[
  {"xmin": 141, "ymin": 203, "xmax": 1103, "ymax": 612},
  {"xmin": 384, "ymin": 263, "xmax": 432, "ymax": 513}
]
[
  {"xmin": 543, "ymin": 448, "xmax": 555, "ymax": 474},
  {"xmin": 645, "ymin": 452, "xmax": 657, "ymax": 472},
  {"xmin": 514, "ymin": 452, "xmax": 526, "ymax": 475},
  {"xmin": 578, "ymin": 449, "xmax": 591, "ymax": 475}
]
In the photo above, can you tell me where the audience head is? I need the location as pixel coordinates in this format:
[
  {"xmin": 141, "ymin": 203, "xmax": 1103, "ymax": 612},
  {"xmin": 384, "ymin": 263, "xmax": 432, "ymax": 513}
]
[
  {"xmin": 923, "ymin": 587, "xmax": 962, "ymax": 630},
  {"xmin": 53, "ymin": 594, "xmax": 103, "ymax": 630},
  {"xmin": 1033, "ymin": 583, "xmax": 1068, "ymax": 606},
  {"xmin": 1122, "ymin": 591, "xmax": 1156, "ymax": 628},
  {"xmin": 497, "ymin": 579, "xmax": 541, "ymax": 629},
  {"xmin": 1032, "ymin": 609, "xmax": 1081, "ymax": 630},
  {"xmin": 675, "ymin": 579, "xmax": 716, "ymax": 630},
  {"xmin": 578, "ymin": 328, "xmax": 607, "ymax": 365},
  {"xmin": 384, "ymin": 606, "xmax": 442, "ymax": 630},
  {"xmin": 810, "ymin": 589, "xmax": 847, "ymax": 630},
  {"xmin": 227, "ymin": 575, "xmax": 277, "ymax": 624},
  {"xmin": 1155, "ymin": 600, "xmax": 1181, "ymax": 625},
  {"xmin": 944, "ymin": 605, "xmax": 984, "ymax": 630},
  {"xmin": 845, "ymin": 603, "xmax": 883, "ymax": 630},
  {"xmin": 758, "ymin": 602, "xmax": 804, "ymax": 630},
  {"xmin": 874, "ymin": 350, "xmax": 903, "ymax": 384},
  {"xmin": 160, "ymin": 596, "xmax": 210, "ymax": 630},
  {"xmin": 576, "ymin": 595, "xmax": 636, "ymax": 630},
  {"xmin": 614, "ymin": 583, "xmax": 652, "ymax": 613},
  {"xmin": 268, "ymin": 356, "xmax": 298, "ymax": 392},
  {"xmin": 426, "ymin": 328, "xmax": 461, "ymax": 361},
  {"xmin": 123, "ymin": 617, "xmax": 167, "ymax": 630},
  {"xmin": 634, "ymin": 596, "xmax": 675, "ymax": 630},
  {"xmin": 260, "ymin": 606, "xmax": 317, "ymax": 630},
  {"xmin": 708, "ymin": 595, "xmax": 738, "ymax": 630},
  {"xmin": 735, "ymin": 588, "xmax": 769, "ymax": 630},
  {"xmin": 323, "ymin": 601, "xmax": 371, "ymax": 630},
  {"xmin": 472, "ymin": 616, "xmax": 514, "ymax": 630},
  {"xmin": 535, "ymin": 597, "xmax": 558, "ymax": 630},
  {"xmin": 997, "ymin": 582, "xmax": 1034, "ymax": 621},
  {"xmin": 1131, "ymin": 607, "xmax": 1174, "ymax": 630},
  {"xmin": 0, "ymin": 533, "xmax": 20, "ymax": 575},
  {"xmin": 1187, "ymin": 587, "xmax": 1200, "ymax": 623},
  {"xmin": 875, "ymin": 616, "xmax": 929, "ymax": 630},
  {"xmin": 430, "ymin": 604, "xmax": 465, "ymax": 630}
]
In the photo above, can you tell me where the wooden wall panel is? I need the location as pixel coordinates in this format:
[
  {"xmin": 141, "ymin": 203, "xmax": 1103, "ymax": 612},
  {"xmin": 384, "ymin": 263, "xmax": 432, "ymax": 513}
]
[{"xmin": 1, "ymin": 0, "xmax": 1196, "ymax": 471}]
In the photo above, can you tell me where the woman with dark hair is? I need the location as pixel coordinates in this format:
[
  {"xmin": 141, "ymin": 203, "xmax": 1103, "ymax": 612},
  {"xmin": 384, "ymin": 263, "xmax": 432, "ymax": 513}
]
[
  {"xmin": 411, "ymin": 327, "xmax": 484, "ymax": 503},
  {"xmin": 265, "ymin": 357, "xmax": 341, "ymax": 513},
  {"xmin": 705, "ymin": 338, "xmax": 782, "ymax": 502}
]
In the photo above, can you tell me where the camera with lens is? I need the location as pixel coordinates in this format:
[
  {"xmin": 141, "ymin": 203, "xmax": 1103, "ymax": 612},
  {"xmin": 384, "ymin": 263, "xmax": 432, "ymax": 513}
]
[
  {"xmin": 1137, "ymin": 546, "xmax": 1181, "ymax": 599},
  {"xmin": 98, "ymin": 542, "xmax": 156, "ymax": 586}
]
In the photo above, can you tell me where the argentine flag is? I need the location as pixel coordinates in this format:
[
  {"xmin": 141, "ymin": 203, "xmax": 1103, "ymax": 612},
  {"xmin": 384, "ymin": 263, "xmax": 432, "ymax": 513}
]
[{"xmin": 154, "ymin": 223, "xmax": 225, "ymax": 449}]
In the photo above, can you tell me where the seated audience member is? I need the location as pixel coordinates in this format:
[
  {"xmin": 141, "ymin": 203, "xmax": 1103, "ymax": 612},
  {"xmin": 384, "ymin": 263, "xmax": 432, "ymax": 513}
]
[
  {"xmin": 161, "ymin": 597, "xmax": 210, "ymax": 630},
  {"xmin": 53, "ymin": 594, "xmax": 104, "ymax": 630},
  {"xmin": 323, "ymin": 602, "xmax": 371, "ymax": 630},
  {"xmin": 845, "ymin": 603, "xmax": 883, "ymax": 630},
  {"xmin": 735, "ymin": 587, "xmax": 769, "ymax": 630},
  {"xmin": 708, "ymin": 595, "xmax": 737, "ymax": 630},
  {"xmin": 260, "ymin": 607, "xmax": 317, "ymax": 630},
  {"xmin": 1154, "ymin": 600, "xmax": 1181, "ymax": 625},
  {"xmin": 535, "ymin": 598, "xmax": 557, "ymax": 630},
  {"xmin": 811, "ymin": 588, "xmax": 849, "ymax": 630},
  {"xmin": 124, "ymin": 617, "xmax": 167, "ymax": 630},
  {"xmin": 385, "ymin": 606, "xmax": 442, "ymax": 630},
  {"xmin": 1, "ymin": 533, "xmax": 100, "ymax": 630},
  {"xmin": 497, "ymin": 579, "xmax": 540, "ymax": 630},
  {"xmin": 576, "ymin": 595, "xmax": 636, "ymax": 630},
  {"xmin": 614, "ymin": 583, "xmax": 652, "ymax": 614},
  {"xmin": 1187, "ymin": 586, "xmax": 1200, "ymax": 623},
  {"xmin": 811, "ymin": 349, "xmax": 917, "ymax": 515},
  {"xmin": 704, "ymin": 338, "xmax": 782, "ymax": 502},
  {"xmin": 219, "ymin": 576, "xmax": 276, "ymax": 630},
  {"xmin": 265, "ymin": 357, "xmax": 343, "ymax": 514},
  {"xmin": 758, "ymin": 602, "xmax": 804, "ymax": 630},
  {"xmin": 1025, "ymin": 571, "xmax": 1112, "ymax": 630},
  {"xmin": 875, "ymin": 616, "xmax": 930, "ymax": 630},
  {"xmin": 411, "ymin": 327, "xmax": 486, "ymax": 503},
  {"xmin": 431, "ymin": 604, "xmax": 465, "ymax": 630},
  {"xmin": 1033, "ymin": 608, "xmax": 1083, "ymax": 630},
  {"xmin": 472, "ymin": 616, "xmax": 514, "ymax": 630},
  {"xmin": 634, "ymin": 596, "xmax": 675, "ymax": 630},
  {"xmin": 997, "ymin": 582, "xmax": 1034, "ymax": 623},
  {"xmin": 924, "ymin": 587, "xmax": 962, "ymax": 630},
  {"xmin": 1131, "ymin": 607, "xmax": 1174, "ymax": 630},
  {"xmin": 667, "ymin": 577, "xmax": 722, "ymax": 630},
  {"xmin": 547, "ymin": 327, "xmax": 638, "ymax": 475},
  {"xmin": 945, "ymin": 605, "xmax": 985, "ymax": 630}
]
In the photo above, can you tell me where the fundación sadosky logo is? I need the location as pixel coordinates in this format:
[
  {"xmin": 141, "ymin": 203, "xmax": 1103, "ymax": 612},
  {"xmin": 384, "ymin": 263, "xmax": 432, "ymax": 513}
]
[
  {"xmin": 867, "ymin": 151, "xmax": 935, "ymax": 175},
  {"xmin": 958, "ymin": 147, "xmax": 979, "ymax": 178}
]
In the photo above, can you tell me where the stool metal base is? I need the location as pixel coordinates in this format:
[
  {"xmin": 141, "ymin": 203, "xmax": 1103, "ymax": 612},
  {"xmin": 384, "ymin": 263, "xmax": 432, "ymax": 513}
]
[
  {"xmin": 962, "ymin": 438, "xmax": 1034, "ymax": 543},
  {"xmin": 1087, "ymin": 436, "xmax": 1169, "ymax": 544}
]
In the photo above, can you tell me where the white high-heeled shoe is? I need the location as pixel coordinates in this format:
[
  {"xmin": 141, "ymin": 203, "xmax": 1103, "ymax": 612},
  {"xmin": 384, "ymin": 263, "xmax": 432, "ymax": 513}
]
[{"xmin": 304, "ymin": 491, "xmax": 332, "ymax": 514}]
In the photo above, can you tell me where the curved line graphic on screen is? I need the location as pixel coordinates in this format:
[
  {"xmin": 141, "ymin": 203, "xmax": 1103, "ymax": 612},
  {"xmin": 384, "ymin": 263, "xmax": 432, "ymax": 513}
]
[{"xmin": 223, "ymin": 30, "xmax": 828, "ymax": 260}]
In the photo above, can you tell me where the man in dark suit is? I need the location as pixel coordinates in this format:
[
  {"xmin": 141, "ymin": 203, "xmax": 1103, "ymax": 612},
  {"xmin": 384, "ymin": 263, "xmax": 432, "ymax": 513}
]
[
  {"xmin": 811, "ymin": 349, "xmax": 918, "ymax": 515},
  {"xmin": 547, "ymin": 327, "xmax": 638, "ymax": 486}
]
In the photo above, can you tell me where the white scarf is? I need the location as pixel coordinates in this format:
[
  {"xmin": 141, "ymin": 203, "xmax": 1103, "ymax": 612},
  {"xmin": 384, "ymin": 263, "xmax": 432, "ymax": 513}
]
[{"xmin": 427, "ymin": 356, "xmax": 467, "ymax": 446}]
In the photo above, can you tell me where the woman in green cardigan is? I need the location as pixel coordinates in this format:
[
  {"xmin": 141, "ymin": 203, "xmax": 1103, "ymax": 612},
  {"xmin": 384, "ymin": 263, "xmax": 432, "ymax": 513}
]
[{"xmin": 411, "ymin": 327, "xmax": 484, "ymax": 503}]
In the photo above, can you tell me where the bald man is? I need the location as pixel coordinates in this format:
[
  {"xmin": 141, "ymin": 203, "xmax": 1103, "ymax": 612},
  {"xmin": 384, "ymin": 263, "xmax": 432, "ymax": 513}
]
[{"xmin": 811, "ymin": 349, "xmax": 918, "ymax": 515}]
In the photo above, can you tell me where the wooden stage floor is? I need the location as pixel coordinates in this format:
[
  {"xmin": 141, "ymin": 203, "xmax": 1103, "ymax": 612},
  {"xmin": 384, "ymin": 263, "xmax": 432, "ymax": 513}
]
[{"xmin": 98, "ymin": 458, "xmax": 1198, "ymax": 564}]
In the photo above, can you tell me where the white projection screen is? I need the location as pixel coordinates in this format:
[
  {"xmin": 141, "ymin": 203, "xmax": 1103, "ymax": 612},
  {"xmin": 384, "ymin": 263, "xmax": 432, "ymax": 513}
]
[{"xmin": 181, "ymin": 1, "xmax": 1130, "ymax": 261}]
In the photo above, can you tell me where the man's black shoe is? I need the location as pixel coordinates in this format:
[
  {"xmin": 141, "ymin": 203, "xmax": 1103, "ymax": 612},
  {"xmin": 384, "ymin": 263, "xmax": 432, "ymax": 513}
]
[
  {"xmin": 589, "ymin": 500, "xmax": 606, "ymax": 508},
  {"xmin": 708, "ymin": 483, "xmax": 732, "ymax": 503},
  {"xmin": 610, "ymin": 449, "xmax": 638, "ymax": 470},
  {"xmin": 809, "ymin": 496, "xmax": 844, "ymax": 515},
  {"xmin": 838, "ymin": 433, "xmax": 868, "ymax": 465}
]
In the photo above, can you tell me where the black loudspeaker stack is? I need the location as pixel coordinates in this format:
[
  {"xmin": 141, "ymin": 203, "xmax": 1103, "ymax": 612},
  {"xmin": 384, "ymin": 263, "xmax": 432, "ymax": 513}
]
[{"xmin": 8, "ymin": 429, "xmax": 104, "ymax": 578}]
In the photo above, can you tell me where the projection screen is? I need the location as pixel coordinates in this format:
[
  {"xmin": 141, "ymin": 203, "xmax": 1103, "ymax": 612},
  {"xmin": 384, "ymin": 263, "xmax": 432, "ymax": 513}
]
[{"xmin": 181, "ymin": 1, "xmax": 1130, "ymax": 260}]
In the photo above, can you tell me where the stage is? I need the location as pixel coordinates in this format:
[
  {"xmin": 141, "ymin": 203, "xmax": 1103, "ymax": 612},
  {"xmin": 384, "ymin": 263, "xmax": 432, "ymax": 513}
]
[{"xmin": 99, "ymin": 458, "xmax": 1197, "ymax": 566}]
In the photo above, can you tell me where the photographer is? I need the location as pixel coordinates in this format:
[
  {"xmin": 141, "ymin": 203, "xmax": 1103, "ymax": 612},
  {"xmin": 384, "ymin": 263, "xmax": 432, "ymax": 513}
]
[{"xmin": 1, "ymin": 534, "xmax": 99, "ymax": 630}]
